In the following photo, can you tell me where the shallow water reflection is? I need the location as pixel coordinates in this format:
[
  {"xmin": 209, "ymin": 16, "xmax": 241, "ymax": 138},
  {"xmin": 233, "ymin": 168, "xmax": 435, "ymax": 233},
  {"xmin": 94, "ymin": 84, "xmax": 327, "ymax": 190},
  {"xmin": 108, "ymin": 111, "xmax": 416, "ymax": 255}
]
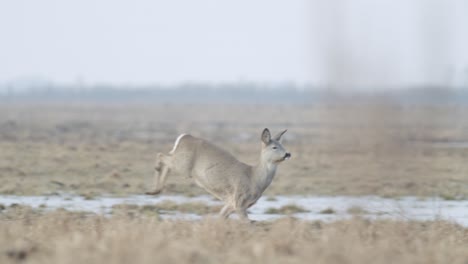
[{"xmin": 1, "ymin": 194, "xmax": 467, "ymax": 226}]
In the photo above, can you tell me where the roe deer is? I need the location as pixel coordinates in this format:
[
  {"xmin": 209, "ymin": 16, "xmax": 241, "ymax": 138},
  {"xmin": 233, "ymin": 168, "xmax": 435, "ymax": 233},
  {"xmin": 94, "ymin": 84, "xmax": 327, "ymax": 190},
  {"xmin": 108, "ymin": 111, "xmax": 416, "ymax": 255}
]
[{"xmin": 146, "ymin": 128, "xmax": 291, "ymax": 221}]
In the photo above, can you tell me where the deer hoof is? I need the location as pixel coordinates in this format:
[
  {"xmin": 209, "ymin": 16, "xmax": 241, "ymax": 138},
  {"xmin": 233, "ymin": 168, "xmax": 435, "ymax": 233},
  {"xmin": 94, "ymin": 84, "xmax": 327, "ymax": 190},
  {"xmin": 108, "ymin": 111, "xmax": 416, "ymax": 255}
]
[{"xmin": 145, "ymin": 190, "xmax": 162, "ymax": 195}]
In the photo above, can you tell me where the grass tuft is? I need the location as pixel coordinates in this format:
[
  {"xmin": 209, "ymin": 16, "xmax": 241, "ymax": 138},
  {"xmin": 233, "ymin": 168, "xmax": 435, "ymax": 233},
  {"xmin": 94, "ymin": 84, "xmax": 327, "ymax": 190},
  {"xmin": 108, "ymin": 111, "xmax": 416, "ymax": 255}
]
[
  {"xmin": 319, "ymin": 208, "xmax": 336, "ymax": 214},
  {"xmin": 265, "ymin": 204, "xmax": 308, "ymax": 214}
]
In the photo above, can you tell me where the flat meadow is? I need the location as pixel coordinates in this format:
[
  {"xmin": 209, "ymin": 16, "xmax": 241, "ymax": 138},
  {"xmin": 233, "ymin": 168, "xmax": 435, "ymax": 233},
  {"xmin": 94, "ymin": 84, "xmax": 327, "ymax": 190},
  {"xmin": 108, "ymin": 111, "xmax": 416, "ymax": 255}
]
[
  {"xmin": 1, "ymin": 99, "xmax": 468, "ymax": 263},
  {"xmin": 1, "ymin": 100, "xmax": 468, "ymax": 198}
]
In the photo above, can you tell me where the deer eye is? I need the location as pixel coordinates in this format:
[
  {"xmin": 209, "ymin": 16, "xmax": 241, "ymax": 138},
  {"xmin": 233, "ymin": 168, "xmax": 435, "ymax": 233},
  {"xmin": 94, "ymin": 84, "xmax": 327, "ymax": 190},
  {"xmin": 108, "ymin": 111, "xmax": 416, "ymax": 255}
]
[{"xmin": 272, "ymin": 146, "xmax": 277, "ymax": 150}]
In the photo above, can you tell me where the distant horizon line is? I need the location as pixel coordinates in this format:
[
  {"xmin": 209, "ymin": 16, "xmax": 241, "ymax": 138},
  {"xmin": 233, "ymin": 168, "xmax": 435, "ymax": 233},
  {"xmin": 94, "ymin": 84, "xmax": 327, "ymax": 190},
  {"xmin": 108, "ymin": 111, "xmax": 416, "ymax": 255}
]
[{"xmin": 0, "ymin": 77, "xmax": 466, "ymax": 92}]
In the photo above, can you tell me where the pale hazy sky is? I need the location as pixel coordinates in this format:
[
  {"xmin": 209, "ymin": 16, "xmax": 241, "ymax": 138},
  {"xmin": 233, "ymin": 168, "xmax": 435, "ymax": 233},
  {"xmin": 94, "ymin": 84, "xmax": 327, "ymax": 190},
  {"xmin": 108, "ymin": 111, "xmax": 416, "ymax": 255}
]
[{"xmin": 0, "ymin": 0, "xmax": 467, "ymax": 88}]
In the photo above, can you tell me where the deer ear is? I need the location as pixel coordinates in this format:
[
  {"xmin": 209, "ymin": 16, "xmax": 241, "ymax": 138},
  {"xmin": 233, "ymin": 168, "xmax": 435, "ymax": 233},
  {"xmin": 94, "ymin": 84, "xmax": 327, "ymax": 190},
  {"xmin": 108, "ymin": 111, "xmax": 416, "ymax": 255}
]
[
  {"xmin": 261, "ymin": 128, "xmax": 271, "ymax": 145},
  {"xmin": 274, "ymin": 129, "xmax": 287, "ymax": 142}
]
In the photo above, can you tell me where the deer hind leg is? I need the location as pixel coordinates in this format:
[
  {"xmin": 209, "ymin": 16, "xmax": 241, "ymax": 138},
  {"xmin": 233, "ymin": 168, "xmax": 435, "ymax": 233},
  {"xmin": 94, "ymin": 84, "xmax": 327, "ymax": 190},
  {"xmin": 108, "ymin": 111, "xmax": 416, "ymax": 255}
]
[{"xmin": 146, "ymin": 153, "xmax": 172, "ymax": 195}]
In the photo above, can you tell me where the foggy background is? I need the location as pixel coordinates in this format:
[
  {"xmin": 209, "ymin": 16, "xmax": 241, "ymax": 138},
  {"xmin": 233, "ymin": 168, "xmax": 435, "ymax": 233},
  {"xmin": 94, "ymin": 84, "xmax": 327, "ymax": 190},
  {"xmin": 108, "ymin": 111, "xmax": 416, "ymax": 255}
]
[
  {"xmin": 0, "ymin": 0, "xmax": 467, "ymax": 95},
  {"xmin": 1, "ymin": 0, "xmax": 468, "ymax": 221}
]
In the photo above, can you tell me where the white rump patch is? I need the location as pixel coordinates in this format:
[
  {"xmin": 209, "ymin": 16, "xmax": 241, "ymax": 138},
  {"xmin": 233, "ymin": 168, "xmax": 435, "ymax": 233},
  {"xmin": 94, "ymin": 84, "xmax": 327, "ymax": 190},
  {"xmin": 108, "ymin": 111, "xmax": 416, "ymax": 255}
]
[{"xmin": 169, "ymin": 133, "xmax": 187, "ymax": 154}]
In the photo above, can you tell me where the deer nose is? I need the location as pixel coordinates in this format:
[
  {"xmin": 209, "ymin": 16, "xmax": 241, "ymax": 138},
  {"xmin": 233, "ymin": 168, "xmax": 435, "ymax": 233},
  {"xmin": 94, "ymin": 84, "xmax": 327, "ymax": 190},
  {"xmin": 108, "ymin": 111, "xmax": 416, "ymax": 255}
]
[{"xmin": 284, "ymin": 153, "xmax": 291, "ymax": 159}]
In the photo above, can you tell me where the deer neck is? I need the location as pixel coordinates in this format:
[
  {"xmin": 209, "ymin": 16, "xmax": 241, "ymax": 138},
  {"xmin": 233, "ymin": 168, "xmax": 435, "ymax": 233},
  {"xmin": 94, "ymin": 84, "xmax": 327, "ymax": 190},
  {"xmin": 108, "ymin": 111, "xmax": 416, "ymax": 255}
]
[{"xmin": 252, "ymin": 156, "xmax": 277, "ymax": 195}]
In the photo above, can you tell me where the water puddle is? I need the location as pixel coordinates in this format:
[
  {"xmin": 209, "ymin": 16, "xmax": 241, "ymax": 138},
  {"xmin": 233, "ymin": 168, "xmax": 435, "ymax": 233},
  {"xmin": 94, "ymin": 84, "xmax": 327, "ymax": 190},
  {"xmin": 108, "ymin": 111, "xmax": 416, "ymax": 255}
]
[
  {"xmin": 1, "ymin": 194, "xmax": 467, "ymax": 226},
  {"xmin": 432, "ymin": 142, "xmax": 468, "ymax": 149},
  {"xmin": 420, "ymin": 140, "xmax": 468, "ymax": 149}
]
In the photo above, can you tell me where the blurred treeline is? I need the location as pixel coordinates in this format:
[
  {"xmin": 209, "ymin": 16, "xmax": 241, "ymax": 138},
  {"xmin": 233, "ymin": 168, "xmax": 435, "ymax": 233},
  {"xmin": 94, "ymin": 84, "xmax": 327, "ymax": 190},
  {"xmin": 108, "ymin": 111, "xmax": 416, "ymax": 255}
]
[{"xmin": 1, "ymin": 82, "xmax": 467, "ymax": 104}]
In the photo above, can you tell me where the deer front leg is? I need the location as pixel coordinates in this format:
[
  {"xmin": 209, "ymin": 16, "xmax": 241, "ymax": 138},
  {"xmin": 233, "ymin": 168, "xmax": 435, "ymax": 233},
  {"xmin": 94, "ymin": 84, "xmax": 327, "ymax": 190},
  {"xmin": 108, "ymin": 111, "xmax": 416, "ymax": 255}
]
[
  {"xmin": 236, "ymin": 208, "xmax": 250, "ymax": 222},
  {"xmin": 146, "ymin": 153, "xmax": 170, "ymax": 195},
  {"xmin": 219, "ymin": 204, "xmax": 234, "ymax": 219}
]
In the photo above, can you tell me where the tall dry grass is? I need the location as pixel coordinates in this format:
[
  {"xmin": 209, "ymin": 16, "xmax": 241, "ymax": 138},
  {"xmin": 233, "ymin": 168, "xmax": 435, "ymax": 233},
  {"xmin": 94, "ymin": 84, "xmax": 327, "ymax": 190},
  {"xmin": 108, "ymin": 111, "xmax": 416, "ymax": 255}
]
[{"xmin": 0, "ymin": 210, "xmax": 467, "ymax": 264}]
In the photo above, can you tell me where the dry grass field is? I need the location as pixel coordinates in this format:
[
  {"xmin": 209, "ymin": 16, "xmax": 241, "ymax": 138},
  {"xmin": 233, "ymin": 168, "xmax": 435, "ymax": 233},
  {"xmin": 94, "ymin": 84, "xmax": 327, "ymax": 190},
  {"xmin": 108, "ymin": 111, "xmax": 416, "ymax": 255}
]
[
  {"xmin": 1, "ymin": 100, "xmax": 468, "ymax": 198},
  {"xmin": 0, "ymin": 209, "xmax": 467, "ymax": 264},
  {"xmin": 1, "ymin": 99, "xmax": 468, "ymax": 264}
]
